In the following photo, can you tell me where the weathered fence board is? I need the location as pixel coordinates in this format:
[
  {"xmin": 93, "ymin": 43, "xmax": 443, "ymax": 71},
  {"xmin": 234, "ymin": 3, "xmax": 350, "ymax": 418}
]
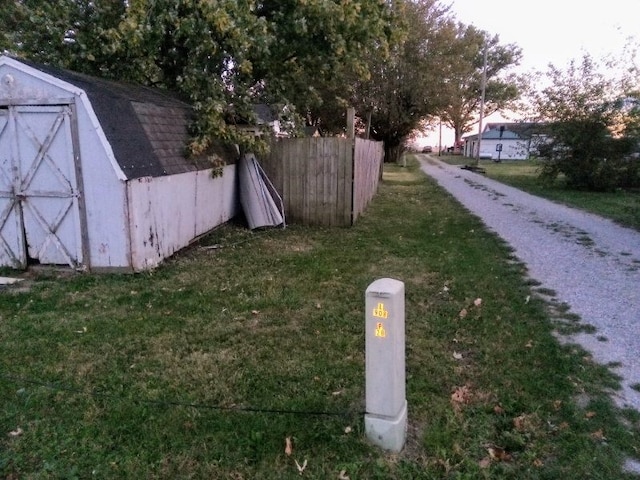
[
  {"xmin": 260, "ymin": 136, "xmax": 383, "ymax": 226},
  {"xmin": 353, "ymin": 138, "xmax": 384, "ymax": 222}
]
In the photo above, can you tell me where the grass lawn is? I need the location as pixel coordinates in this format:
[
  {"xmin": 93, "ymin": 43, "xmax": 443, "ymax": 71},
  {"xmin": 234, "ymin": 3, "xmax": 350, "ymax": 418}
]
[
  {"xmin": 436, "ymin": 155, "xmax": 640, "ymax": 231},
  {"xmin": 1, "ymin": 157, "xmax": 639, "ymax": 479}
]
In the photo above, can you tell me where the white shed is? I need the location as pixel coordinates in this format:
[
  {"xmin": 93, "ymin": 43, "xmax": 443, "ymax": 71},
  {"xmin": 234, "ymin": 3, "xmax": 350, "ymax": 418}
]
[{"xmin": 0, "ymin": 56, "xmax": 239, "ymax": 271}]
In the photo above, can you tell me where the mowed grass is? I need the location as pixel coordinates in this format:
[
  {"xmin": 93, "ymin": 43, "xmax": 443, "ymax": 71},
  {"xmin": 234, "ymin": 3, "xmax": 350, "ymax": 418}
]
[
  {"xmin": 436, "ymin": 155, "xmax": 640, "ymax": 231},
  {"xmin": 1, "ymin": 157, "xmax": 639, "ymax": 479}
]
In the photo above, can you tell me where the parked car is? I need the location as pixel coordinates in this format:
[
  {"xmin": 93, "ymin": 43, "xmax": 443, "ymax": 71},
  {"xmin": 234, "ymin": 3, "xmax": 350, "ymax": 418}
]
[{"xmin": 421, "ymin": 146, "xmax": 433, "ymax": 153}]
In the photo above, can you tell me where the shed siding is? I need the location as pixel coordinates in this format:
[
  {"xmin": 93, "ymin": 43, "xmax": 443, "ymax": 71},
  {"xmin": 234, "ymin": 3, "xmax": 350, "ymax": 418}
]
[
  {"xmin": 69, "ymin": 86, "xmax": 131, "ymax": 269},
  {"xmin": 0, "ymin": 60, "xmax": 131, "ymax": 269},
  {"xmin": 127, "ymin": 164, "xmax": 238, "ymax": 271}
]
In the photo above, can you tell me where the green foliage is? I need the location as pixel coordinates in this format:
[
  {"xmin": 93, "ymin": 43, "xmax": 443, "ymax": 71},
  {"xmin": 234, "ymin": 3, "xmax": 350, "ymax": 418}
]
[
  {"xmin": 1, "ymin": 1, "xmax": 126, "ymax": 68},
  {"xmin": 531, "ymin": 55, "xmax": 640, "ymax": 191},
  {"xmin": 1, "ymin": 0, "xmax": 534, "ymax": 166},
  {"xmin": 252, "ymin": 0, "xmax": 397, "ymax": 133},
  {"xmin": 2, "ymin": 0, "xmax": 397, "ymax": 155}
]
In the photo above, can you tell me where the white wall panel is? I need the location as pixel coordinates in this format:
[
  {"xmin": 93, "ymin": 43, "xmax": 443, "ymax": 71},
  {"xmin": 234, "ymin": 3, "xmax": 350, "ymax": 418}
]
[{"xmin": 127, "ymin": 165, "xmax": 238, "ymax": 271}]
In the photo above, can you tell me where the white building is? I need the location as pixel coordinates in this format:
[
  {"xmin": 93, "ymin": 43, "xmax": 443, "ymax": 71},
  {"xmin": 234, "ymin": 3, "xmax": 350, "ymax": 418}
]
[{"xmin": 463, "ymin": 122, "xmax": 548, "ymax": 161}]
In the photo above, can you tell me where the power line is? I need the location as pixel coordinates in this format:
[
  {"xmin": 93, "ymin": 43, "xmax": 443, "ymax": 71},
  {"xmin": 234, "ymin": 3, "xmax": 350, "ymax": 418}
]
[{"xmin": 1, "ymin": 372, "xmax": 363, "ymax": 418}]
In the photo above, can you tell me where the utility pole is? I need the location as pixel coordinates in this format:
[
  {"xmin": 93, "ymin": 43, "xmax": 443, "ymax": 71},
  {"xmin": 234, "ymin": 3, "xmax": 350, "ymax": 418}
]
[
  {"xmin": 474, "ymin": 44, "xmax": 488, "ymax": 166},
  {"xmin": 438, "ymin": 119, "xmax": 442, "ymax": 156}
]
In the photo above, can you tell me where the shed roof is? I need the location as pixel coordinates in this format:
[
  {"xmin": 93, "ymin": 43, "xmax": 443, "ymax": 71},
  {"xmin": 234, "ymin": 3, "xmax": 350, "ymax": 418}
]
[
  {"xmin": 10, "ymin": 58, "xmax": 236, "ymax": 179},
  {"xmin": 464, "ymin": 122, "xmax": 547, "ymax": 142},
  {"xmin": 485, "ymin": 122, "xmax": 548, "ymax": 138}
]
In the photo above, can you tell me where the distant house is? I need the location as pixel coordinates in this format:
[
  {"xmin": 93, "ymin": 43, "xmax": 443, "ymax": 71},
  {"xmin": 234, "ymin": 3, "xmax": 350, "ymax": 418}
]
[
  {"xmin": 463, "ymin": 122, "xmax": 549, "ymax": 160},
  {"xmin": 234, "ymin": 103, "xmax": 284, "ymax": 137}
]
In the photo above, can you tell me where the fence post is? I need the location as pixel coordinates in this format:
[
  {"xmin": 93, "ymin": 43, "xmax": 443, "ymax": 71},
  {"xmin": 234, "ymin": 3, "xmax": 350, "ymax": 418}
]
[{"xmin": 347, "ymin": 107, "xmax": 355, "ymax": 139}]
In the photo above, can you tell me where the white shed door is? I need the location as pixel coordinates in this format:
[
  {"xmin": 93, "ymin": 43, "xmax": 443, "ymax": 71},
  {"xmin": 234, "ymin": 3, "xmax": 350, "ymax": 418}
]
[{"xmin": 0, "ymin": 104, "xmax": 83, "ymax": 269}]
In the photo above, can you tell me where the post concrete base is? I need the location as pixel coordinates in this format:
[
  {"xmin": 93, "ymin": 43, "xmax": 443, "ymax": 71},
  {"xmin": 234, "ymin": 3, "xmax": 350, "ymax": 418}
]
[{"xmin": 365, "ymin": 400, "xmax": 407, "ymax": 452}]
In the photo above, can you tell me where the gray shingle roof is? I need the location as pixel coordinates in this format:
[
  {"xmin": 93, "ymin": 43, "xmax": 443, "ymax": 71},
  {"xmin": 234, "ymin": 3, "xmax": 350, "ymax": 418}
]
[
  {"xmin": 17, "ymin": 59, "xmax": 236, "ymax": 179},
  {"xmin": 465, "ymin": 122, "xmax": 548, "ymax": 141}
]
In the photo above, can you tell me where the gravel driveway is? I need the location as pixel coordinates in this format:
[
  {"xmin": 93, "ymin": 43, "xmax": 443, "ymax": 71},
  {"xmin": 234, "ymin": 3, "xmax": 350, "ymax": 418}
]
[{"xmin": 419, "ymin": 156, "xmax": 640, "ymax": 412}]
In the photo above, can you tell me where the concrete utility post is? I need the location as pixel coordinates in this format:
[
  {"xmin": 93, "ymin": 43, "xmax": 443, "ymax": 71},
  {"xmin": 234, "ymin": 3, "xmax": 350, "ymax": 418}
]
[{"xmin": 364, "ymin": 278, "xmax": 407, "ymax": 452}]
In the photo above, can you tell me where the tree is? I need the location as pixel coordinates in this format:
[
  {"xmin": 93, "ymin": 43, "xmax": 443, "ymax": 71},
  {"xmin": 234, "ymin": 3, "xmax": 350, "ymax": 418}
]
[
  {"xmin": 352, "ymin": 0, "xmax": 452, "ymax": 163},
  {"xmin": 2, "ymin": 0, "xmax": 397, "ymax": 155},
  {"xmin": 0, "ymin": 1, "xmax": 128, "ymax": 73},
  {"xmin": 529, "ymin": 54, "xmax": 640, "ymax": 191},
  {"xmin": 250, "ymin": 0, "xmax": 398, "ymax": 135},
  {"xmin": 436, "ymin": 23, "xmax": 522, "ymax": 147}
]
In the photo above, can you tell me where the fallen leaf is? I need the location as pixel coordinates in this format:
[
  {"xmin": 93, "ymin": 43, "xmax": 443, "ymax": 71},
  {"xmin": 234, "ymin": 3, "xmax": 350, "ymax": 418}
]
[
  {"xmin": 493, "ymin": 405, "xmax": 505, "ymax": 415},
  {"xmin": 559, "ymin": 422, "xmax": 570, "ymax": 430},
  {"xmin": 75, "ymin": 326, "xmax": 87, "ymax": 334},
  {"xmin": 553, "ymin": 400, "xmax": 563, "ymax": 411},
  {"xmin": 285, "ymin": 437, "xmax": 293, "ymax": 456},
  {"xmin": 487, "ymin": 445, "xmax": 512, "ymax": 462},
  {"xmin": 338, "ymin": 469, "xmax": 350, "ymax": 480},
  {"xmin": 453, "ymin": 351, "xmax": 463, "ymax": 360},
  {"xmin": 332, "ymin": 390, "xmax": 344, "ymax": 396},
  {"xmin": 316, "ymin": 303, "xmax": 321, "ymax": 309},
  {"xmin": 525, "ymin": 340, "xmax": 533, "ymax": 348},
  {"xmin": 590, "ymin": 429, "xmax": 606, "ymax": 441},
  {"xmin": 295, "ymin": 459, "xmax": 307, "ymax": 475},
  {"xmin": 585, "ymin": 411, "xmax": 597, "ymax": 419},
  {"xmin": 533, "ymin": 458, "xmax": 544, "ymax": 467},
  {"xmin": 251, "ymin": 310, "xmax": 260, "ymax": 315},
  {"xmin": 513, "ymin": 414, "xmax": 538, "ymax": 432},
  {"xmin": 473, "ymin": 298, "xmax": 482, "ymax": 307},
  {"xmin": 8, "ymin": 427, "xmax": 23, "ymax": 437},
  {"xmin": 525, "ymin": 295, "xmax": 530, "ymax": 304},
  {"xmin": 513, "ymin": 415, "xmax": 526, "ymax": 431},
  {"xmin": 459, "ymin": 308, "xmax": 468, "ymax": 319},
  {"xmin": 478, "ymin": 457, "xmax": 492, "ymax": 469},
  {"xmin": 344, "ymin": 426, "xmax": 352, "ymax": 434},
  {"xmin": 451, "ymin": 385, "xmax": 472, "ymax": 408}
]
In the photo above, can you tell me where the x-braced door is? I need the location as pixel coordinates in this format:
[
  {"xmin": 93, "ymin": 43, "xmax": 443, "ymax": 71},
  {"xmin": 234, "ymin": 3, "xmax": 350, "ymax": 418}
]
[{"xmin": 0, "ymin": 104, "xmax": 85, "ymax": 269}]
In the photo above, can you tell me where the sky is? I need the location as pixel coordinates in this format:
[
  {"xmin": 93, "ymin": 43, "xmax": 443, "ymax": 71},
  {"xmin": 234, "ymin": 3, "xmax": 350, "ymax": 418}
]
[
  {"xmin": 420, "ymin": 0, "xmax": 640, "ymax": 148},
  {"xmin": 448, "ymin": 0, "xmax": 640, "ymax": 74}
]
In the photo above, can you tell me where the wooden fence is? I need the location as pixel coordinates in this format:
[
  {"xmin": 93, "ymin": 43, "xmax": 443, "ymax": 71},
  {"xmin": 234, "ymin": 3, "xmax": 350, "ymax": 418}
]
[{"xmin": 259, "ymin": 137, "xmax": 384, "ymax": 226}]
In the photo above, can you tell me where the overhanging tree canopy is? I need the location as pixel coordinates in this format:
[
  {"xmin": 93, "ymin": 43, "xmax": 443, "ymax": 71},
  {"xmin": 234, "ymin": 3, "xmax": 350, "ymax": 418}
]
[
  {"xmin": 1, "ymin": 0, "xmax": 397, "ymax": 155},
  {"xmin": 1, "ymin": 0, "xmax": 525, "ymax": 163}
]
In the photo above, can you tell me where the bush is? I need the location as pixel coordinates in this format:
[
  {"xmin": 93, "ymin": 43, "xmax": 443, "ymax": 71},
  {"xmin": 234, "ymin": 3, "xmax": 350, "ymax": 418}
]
[
  {"xmin": 529, "ymin": 54, "xmax": 640, "ymax": 191},
  {"xmin": 538, "ymin": 120, "xmax": 640, "ymax": 191}
]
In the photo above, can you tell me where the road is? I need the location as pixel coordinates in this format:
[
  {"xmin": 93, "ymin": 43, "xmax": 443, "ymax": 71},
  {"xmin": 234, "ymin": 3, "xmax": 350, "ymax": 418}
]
[{"xmin": 419, "ymin": 156, "xmax": 640, "ymax": 412}]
